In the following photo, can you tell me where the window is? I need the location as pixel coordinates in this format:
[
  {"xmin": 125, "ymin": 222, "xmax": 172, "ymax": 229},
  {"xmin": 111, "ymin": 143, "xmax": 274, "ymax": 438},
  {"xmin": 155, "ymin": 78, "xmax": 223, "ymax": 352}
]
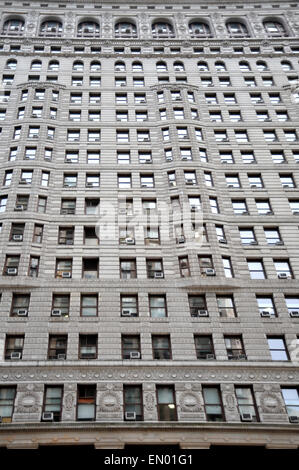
[
  {"xmin": 86, "ymin": 174, "xmax": 100, "ymax": 188},
  {"xmin": 235, "ymin": 387, "xmax": 258, "ymax": 421},
  {"xmin": 256, "ymin": 199, "xmax": 272, "ymax": 215},
  {"xmin": 198, "ymin": 255, "xmax": 214, "ymax": 276},
  {"xmin": 263, "ymin": 21, "xmax": 287, "ymax": 37},
  {"xmin": 0, "ymin": 387, "xmax": 16, "ymax": 422},
  {"xmin": 267, "ymin": 336, "xmax": 289, "ymax": 361},
  {"xmin": 235, "ymin": 130, "xmax": 249, "ymax": 143},
  {"xmin": 122, "ymin": 335, "xmax": 141, "ymax": 360},
  {"xmin": 37, "ymin": 196, "xmax": 47, "ymax": 213},
  {"xmin": 82, "ymin": 258, "xmax": 98, "ymax": 279},
  {"xmin": 5, "ymin": 335, "xmax": 24, "ymax": 360},
  {"xmin": 225, "ymin": 335, "xmax": 246, "ymax": 360},
  {"xmin": 124, "ymin": 385, "xmax": 143, "ymax": 421},
  {"xmin": 248, "ymin": 174, "xmax": 264, "ymax": 189},
  {"xmin": 156, "ymin": 386, "xmax": 177, "ymax": 421},
  {"xmin": 81, "ymin": 295, "xmax": 98, "ymax": 317},
  {"xmin": 11, "ymin": 294, "xmax": 30, "ymax": 317},
  {"xmin": 115, "ymin": 21, "xmax": 137, "ymax": 38},
  {"xmin": 194, "ymin": 335, "xmax": 214, "ymax": 360},
  {"xmin": 220, "ymin": 151, "xmax": 234, "ymax": 164},
  {"xmin": 214, "ymin": 130, "xmax": 228, "ymax": 142},
  {"xmin": 209, "ymin": 197, "xmax": 220, "ymax": 214},
  {"xmin": 189, "ymin": 21, "xmax": 212, "ymax": 38},
  {"xmin": 79, "ymin": 335, "xmax": 97, "ymax": 360},
  {"xmin": 88, "ymin": 130, "xmax": 101, "ymax": 142},
  {"xmin": 247, "ymin": 259, "xmax": 266, "ymax": 279},
  {"xmin": 140, "ymin": 174, "xmax": 154, "ymax": 188},
  {"xmin": 239, "ymin": 227, "xmax": 256, "ymax": 245},
  {"xmin": 226, "ymin": 21, "xmax": 249, "ymax": 37},
  {"xmin": 152, "ymin": 22, "xmax": 175, "ymax": 38},
  {"xmin": 146, "ymin": 259, "xmax": 163, "ymax": 279},
  {"xmin": 55, "ymin": 258, "xmax": 72, "ymax": 278},
  {"xmin": 58, "ymin": 226, "xmax": 74, "ymax": 245},
  {"xmin": 274, "ymin": 259, "xmax": 293, "ymax": 279},
  {"xmin": 202, "ymin": 387, "xmax": 224, "ymax": 422},
  {"xmin": 149, "ymin": 295, "xmax": 167, "ymax": 318},
  {"xmin": 264, "ymin": 227, "xmax": 282, "ymax": 245},
  {"xmin": 42, "ymin": 386, "xmax": 63, "ymax": 422},
  {"xmin": 188, "ymin": 295, "xmax": 206, "ymax": 317},
  {"xmin": 41, "ymin": 171, "xmax": 50, "ymax": 187},
  {"xmin": 48, "ymin": 335, "xmax": 67, "ymax": 360},
  {"xmin": 120, "ymin": 259, "xmax": 136, "ymax": 279},
  {"xmin": 217, "ymin": 296, "xmax": 236, "ymax": 318},
  {"xmin": 77, "ymin": 385, "xmax": 96, "ymax": 421},
  {"xmin": 152, "ymin": 335, "xmax": 171, "ymax": 360},
  {"xmin": 226, "ymin": 174, "xmax": 240, "ymax": 188},
  {"xmin": 256, "ymin": 296, "xmax": 276, "ymax": 317},
  {"xmin": 222, "ymin": 257, "xmax": 234, "ymax": 278},
  {"xmin": 52, "ymin": 294, "xmax": 70, "ymax": 318},
  {"xmin": 67, "ymin": 130, "xmax": 80, "ymax": 142},
  {"xmin": 178, "ymin": 256, "xmax": 190, "ymax": 278},
  {"xmin": 63, "ymin": 173, "xmax": 77, "ymax": 188},
  {"xmin": 4, "ymin": 255, "xmax": 20, "ymax": 276},
  {"xmin": 284, "ymin": 130, "xmax": 298, "ymax": 142},
  {"xmin": 282, "ymin": 388, "xmax": 299, "ymax": 420}
]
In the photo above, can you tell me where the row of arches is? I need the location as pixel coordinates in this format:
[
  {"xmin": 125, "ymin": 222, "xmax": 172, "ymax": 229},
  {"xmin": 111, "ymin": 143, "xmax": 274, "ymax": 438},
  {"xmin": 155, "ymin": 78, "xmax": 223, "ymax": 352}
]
[
  {"xmin": 4, "ymin": 58, "xmax": 297, "ymax": 74},
  {"xmin": 1, "ymin": 17, "xmax": 291, "ymax": 38}
]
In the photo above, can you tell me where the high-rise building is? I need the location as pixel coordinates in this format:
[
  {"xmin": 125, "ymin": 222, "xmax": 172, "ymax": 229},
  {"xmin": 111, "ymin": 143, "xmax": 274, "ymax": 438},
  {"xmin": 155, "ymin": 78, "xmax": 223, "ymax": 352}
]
[{"xmin": 0, "ymin": 0, "xmax": 299, "ymax": 451}]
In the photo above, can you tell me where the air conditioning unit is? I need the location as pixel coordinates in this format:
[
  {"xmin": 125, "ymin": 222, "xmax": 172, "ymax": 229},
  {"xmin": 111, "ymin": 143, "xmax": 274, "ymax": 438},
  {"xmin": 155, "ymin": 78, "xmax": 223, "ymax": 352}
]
[
  {"xmin": 125, "ymin": 412, "xmax": 136, "ymax": 420},
  {"xmin": 129, "ymin": 351, "xmax": 140, "ymax": 359},
  {"xmin": 227, "ymin": 184, "xmax": 235, "ymax": 188},
  {"xmin": 10, "ymin": 352, "xmax": 21, "ymax": 360},
  {"xmin": 250, "ymin": 241, "xmax": 258, "ymax": 245},
  {"xmin": 17, "ymin": 309, "xmax": 28, "ymax": 317},
  {"xmin": 154, "ymin": 272, "xmax": 164, "ymax": 278},
  {"xmin": 14, "ymin": 205, "xmax": 24, "ymax": 211},
  {"xmin": 290, "ymin": 311, "xmax": 299, "ymax": 318},
  {"xmin": 31, "ymin": 135, "xmax": 39, "ymax": 139},
  {"xmin": 219, "ymin": 238, "xmax": 227, "ymax": 244},
  {"xmin": 122, "ymin": 310, "xmax": 133, "ymax": 317},
  {"xmin": 198, "ymin": 309, "xmax": 208, "ymax": 317},
  {"xmin": 181, "ymin": 156, "xmax": 189, "ymax": 161},
  {"xmin": 283, "ymin": 184, "xmax": 292, "ymax": 188},
  {"xmin": 57, "ymin": 354, "xmax": 66, "ymax": 360},
  {"xmin": 190, "ymin": 205, "xmax": 198, "ymax": 212},
  {"xmin": 42, "ymin": 412, "xmax": 54, "ymax": 421},
  {"xmin": 144, "ymin": 159, "xmax": 152, "ymax": 164},
  {"xmin": 19, "ymin": 179, "xmax": 29, "ymax": 184},
  {"xmin": 12, "ymin": 234, "xmax": 23, "ymax": 241},
  {"xmin": 61, "ymin": 272, "xmax": 71, "ymax": 278},
  {"xmin": 177, "ymin": 236, "xmax": 185, "ymax": 244},
  {"xmin": 293, "ymin": 211, "xmax": 299, "ymax": 215},
  {"xmin": 236, "ymin": 354, "xmax": 246, "ymax": 360},
  {"xmin": 186, "ymin": 180, "xmax": 195, "ymax": 185},
  {"xmin": 289, "ymin": 416, "xmax": 299, "ymax": 423},
  {"xmin": 66, "ymin": 239, "xmax": 74, "ymax": 245},
  {"xmin": 260, "ymin": 311, "xmax": 271, "ymax": 317},
  {"xmin": 278, "ymin": 273, "xmax": 288, "ymax": 279},
  {"xmin": 275, "ymin": 240, "xmax": 284, "ymax": 245},
  {"xmin": 51, "ymin": 309, "xmax": 62, "ymax": 317},
  {"xmin": 6, "ymin": 268, "xmax": 17, "ymax": 275},
  {"xmin": 241, "ymin": 412, "xmax": 253, "ymax": 422},
  {"xmin": 206, "ymin": 354, "xmax": 215, "ymax": 360},
  {"xmin": 205, "ymin": 268, "xmax": 216, "ymax": 276},
  {"xmin": 125, "ymin": 238, "xmax": 135, "ymax": 245}
]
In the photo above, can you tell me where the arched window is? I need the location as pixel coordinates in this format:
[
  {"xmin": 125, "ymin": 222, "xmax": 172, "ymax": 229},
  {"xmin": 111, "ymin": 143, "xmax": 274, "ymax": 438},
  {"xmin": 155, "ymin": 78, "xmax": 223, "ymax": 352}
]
[
  {"xmin": 226, "ymin": 21, "xmax": 250, "ymax": 38},
  {"xmin": 115, "ymin": 22, "xmax": 137, "ymax": 38},
  {"xmin": 281, "ymin": 60, "xmax": 293, "ymax": 71},
  {"xmin": 215, "ymin": 61, "xmax": 226, "ymax": 72},
  {"xmin": 73, "ymin": 61, "xmax": 84, "ymax": 72},
  {"xmin": 239, "ymin": 61, "xmax": 251, "ymax": 72},
  {"xmin": 132, "ymin": 61, "xmax": 143, "ymax": 72},
  {"xmin": 173, "ymin": 61, "xmax": 184, "ymax": 72},
  {"xmin": 90, "ymin": 61, "xmax": 101, "ymax": 72},
  {"xmin": 152, "ymin": 22, "xmax": 175, "ymax": 38},
  {"xmin": 263, "ymin": 20, "xmax": 288, "ymax": 37},
  {"xmin": 197, "ymin": 61, "xmax": 209, "ymax": 72},
  {"xmin": 31, "ymin": 60, "xmax": 42, "ymax": 71},
  {"xmin": 40, "ymin": 20, "xmax": 63, "ymax": 37},
  {"xmin": 2, "ymin": 18, "xmax": 24, "ymax": 35},
  {"xmin": 5, "ymin": 59, "xmax": 17, "ymax": 70},
  {"xmin": 156, "ymin": 61, "xmax": 168, "ymax": 72},
  {"xmin": 77, "ymin": 21, "xmax": 100, "ymax": 38},
  {"xmin": 189, "ymin": 21, "xmax": 212, "ymax": 38},
  {"xmin": 48, "ymin": 60, "xmax": 60, "ymax": 71},
  {"xmin": 115, "ymin": 61, "xmax": 126, "ymax": 72}
]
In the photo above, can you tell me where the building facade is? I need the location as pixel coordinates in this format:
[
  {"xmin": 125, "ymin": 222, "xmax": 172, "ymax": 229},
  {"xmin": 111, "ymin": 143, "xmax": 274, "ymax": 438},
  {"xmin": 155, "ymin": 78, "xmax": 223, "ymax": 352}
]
[{"xmin": 0, "ymin": 0, "xmax": 299, "ymax": 450}]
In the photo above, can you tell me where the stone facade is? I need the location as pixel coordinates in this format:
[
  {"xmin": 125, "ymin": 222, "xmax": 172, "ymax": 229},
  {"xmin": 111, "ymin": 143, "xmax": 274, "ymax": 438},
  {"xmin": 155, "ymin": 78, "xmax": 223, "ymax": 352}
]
[{"xmin": 0, "ymin": 0, "xmax": 299, "ymax": 449}]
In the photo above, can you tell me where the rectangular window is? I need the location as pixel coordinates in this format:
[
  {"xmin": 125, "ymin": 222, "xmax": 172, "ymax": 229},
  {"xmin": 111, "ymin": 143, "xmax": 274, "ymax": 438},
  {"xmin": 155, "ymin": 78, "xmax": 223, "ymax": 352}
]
[
  {"xmin": 188, "ymin": 295, "xmax": 207, "ymax": 317},
  {"xmin": 122, "ymin": 335, "xmax": 141, "ymax": 360},
  {"xmin": 235, "ymin": 387, "xmax": 258, "ymax": 422},
  {"xmin": 217, "ymin": 296, "xmax": 236, "ymax": 318},
  {"xmin": 121, "ymin": 295, "xmax": 138, "ymax": 317},
  {"xmin": 149, "ymin": 295, "xmax": 167, "ymax": 318},
  {"xmin": 0, "ymin": 387, "xmax": 16, "ymax": 422},
  {"xmin": 152, "ymin": 335, "xmax": 172, "ymax": 360},
  {"xmin": 81, "ymin": 295, "xmax": 98, "ymax": 317},
  {"xmin": 256, "ymin": 295, "xmax": 276, "ymax": 317},
  {"xmin": 247, "ymin": 259, "xmax": 266, "ymax": 279},
  {"xmin": 55, "ymin": 258, "xmax": 72, "ymax": 278},
  {"xmin": 267, "ymin": 336, "xmax": 289, "ymax": 361},
  {"xmin": 202, "ymin": 387, "xmax": 224, "ymax": 422},
  {"xmin": 79, "ymin": 335, "xmax": 97, "ymax": 359},
  {"xmin": 225, "ymin": 335, "xmax": 246, "ymax": 360},
  {"xmin": 11, "ymin": 294, "xmax": 30, "ymax": 317},
  {"xmin": 77, "ymin": 385, "xmax": 96, "ymax": 421},
  {"xmin": 281, "ymin": 388, "xmax": 299, "ymax": 420},
  {"xmin": 52, "ymin": 294, "xmax": 70, "ymax": 318},
  {"xmin": 156, "ymin": 385, "xmax": 177, "ymax": 421},
  {"xmin": 48, "ymin": 335, "xmax": 67, "ymax": 360},
  {"xmin": 82, "ymin": 258, "xmax": 99, "ymax": 279},
  {"xmin": 120, "ymin": 259, "xmax": 137, "ymax": 279},
  {"xmin": 194, "ymin": 335, "xmax": 215, "ymax": 360},
  {"xmin": 5, "ymin": 335, "xmax": 24, "ymax": 360},
  {"xmin": 42, "ymin": 386, "xmax": 63, "ymax": 422},
  {"xmin": 146, "ymin": 259, "xmax": 163, "ymax": 279},
  {"xmin": 124, "ymin": 385, "xmax": 143, "ymax": 421}
]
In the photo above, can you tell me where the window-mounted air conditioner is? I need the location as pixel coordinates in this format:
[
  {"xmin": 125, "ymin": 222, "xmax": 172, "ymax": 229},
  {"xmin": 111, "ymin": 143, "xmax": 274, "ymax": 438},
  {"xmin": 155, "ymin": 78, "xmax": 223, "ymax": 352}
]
[
  {"xmin": 278, "ymin": 272, "xmax": 288, "ymax": 279},
  {"xmin": 241, "ymin": 412, "xmax": 253, "ymax": 422},
  {"xmin": 125, "ymin": 238, "xmax": 135, "ymax": 245},
  {"xmin": 206, "ymin": 353, "xmax": 215, "ymax": 360},
  {"xmin": 154, "ymin": 271, "xmax": 164, "ymax": 278},
  {"xmin": 125, "ymin": 412, "xmax": 136, "ymax": 420},
  {"xmin": 42, "ymin": 412, "xmax": 54, "ymax": 421},
  {"xmin": 61, "ymin": 271, "xmax": 71, "ymax": 278},
  {"xmin": 289, "ymin": 416, "xmax": 299, "ymax": 423},
  {"xmin": 197, "ymin": 309, "xmax": 208, "ymax": 317},
  {"xmin": 260, "ymin": 311, "xmax": 271, "ymax": 317},
  {"xmin": 177, "ymin": 236, "xmax": 185, "ymax": 244},
  {"xmin": 12, "ymin": 234, "xmax": 23, "ymax": 241},
  {"xmin": 122, "ymin": 310, "xmax": 133, "ymax": 317},
  {"xmin": 6, "ymin": 268, "xmax": 17, "ymax": 275},
  {"xmin": 57, "ymin": 354, "xmax": 66, "ymax": 360},
  {"xmin": 290, "ymin": 311, "xmax": 299, "ymax": 318},
  {"xmin": 51, "ymin": 309, "xmax": 62, "ymax": 317},
  {"xmin": 10, "ymin": 352, "xmax": 21, "ymax": 360},
  {"xmin": 205, "ymin": 268, "xmax": 215, "ymax": 276},
  {"xmin": 17, "ymin": 309, "xmax": 28, "ymax": 317},
  {"xmin": 219, "ymin": 238, "xmax": 227, "ymax": 244},
  {"xmin": 129, "ymin": 351, "xmax": 140, "ymax": 359}
]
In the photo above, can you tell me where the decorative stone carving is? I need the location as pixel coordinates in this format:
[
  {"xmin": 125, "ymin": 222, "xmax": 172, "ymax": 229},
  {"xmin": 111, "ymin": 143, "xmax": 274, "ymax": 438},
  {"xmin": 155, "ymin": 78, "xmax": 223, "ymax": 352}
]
[
  {"xmin": 179, "ymin": 392, "xmax": 202, "ymax": 413},
  {"xmin": 259, "ymin": 392, "xmax": 284, "ymax": 414},
  {"xmin": 64, "ymin": 393, "xmax": 75, "ymax": 412},
  {"xmin": 15, "ymin": 392, "xmax": 41, "ymax": 414},
  {"xmin": 98, "ymin": 391, "xmax": 121, "ymax": 413},
  {"xmin": 144, "ymin": 392, "xmax": 155, "ymax": 411},
  {"xmin": 224, "ymin": 394, "xmax": 236, "ymax": 412}
]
